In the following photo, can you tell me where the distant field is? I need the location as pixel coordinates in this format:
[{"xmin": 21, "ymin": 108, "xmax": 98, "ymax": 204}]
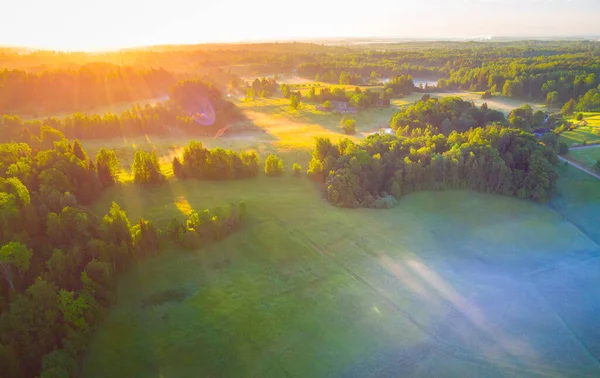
[
  {"xmin": 430, "ymin": 91, "xmax": 552, "ymax": 115},
  {"xmin": 81, "ymin": 96, "xmax": 401, "ymax": 181},
  {"xmin": 84, "ymin": 174, "xmax": 600, "ymax": 377},
  {"xmin": 559, "ymin": 113, "xmax": 600, "ymax": 147}
]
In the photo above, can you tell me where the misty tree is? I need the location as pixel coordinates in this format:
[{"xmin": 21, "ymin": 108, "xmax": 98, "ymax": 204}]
[{"xmin": 0, "ymin": 242, "xmax": 31, "ymax": 291}]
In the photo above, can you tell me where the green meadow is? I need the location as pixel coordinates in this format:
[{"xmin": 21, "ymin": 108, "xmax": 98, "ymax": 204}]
[{"xmin": 82, "ymin": 91, "xmax": 600, "ymax": 377}]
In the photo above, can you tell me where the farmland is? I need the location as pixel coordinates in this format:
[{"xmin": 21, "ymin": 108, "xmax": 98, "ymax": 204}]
[{"xmin": 559, "ymin": 113, "xmax": 600, "ymax": 147}]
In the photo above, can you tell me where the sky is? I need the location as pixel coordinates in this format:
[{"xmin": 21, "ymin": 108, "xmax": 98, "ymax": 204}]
[{"xmin": 2, "ymin": 0, "xmax": 600, "ymax": 51}]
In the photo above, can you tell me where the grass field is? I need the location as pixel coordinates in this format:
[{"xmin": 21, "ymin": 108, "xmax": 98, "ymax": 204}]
[
  {"xmin": 430, "ymin": 91, "xmax": 552, "ymax": 115},
  {"xmin": 560, "ymin": 113, "xmax": 600, "ymax": 147},
  {"xmin": 83, "ymin": 171, "xmax": 600, "ymax": 377},
  {"xmin": 79, "ymin": 84, "xmax": 600, "ymax": 377},
  {"xmin": 567, "ymin": 146, "xmax": 600, "ymax": 171}
]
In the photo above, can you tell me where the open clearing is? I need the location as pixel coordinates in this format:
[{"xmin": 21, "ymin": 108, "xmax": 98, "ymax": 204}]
[
  {"xmin": 567, "ymin": 145, "xmax": 600, "ymax": 172},
  {"xmin": 84, "ymin": 169, "xmax": 600, "ymax": 377},
  {"xmin": 560, "ymin": 113, "xmax": 600, "ymax": 147},
  {"xmin": 429, "ymin": 91, "xmax": 552, "ymax": 115}
]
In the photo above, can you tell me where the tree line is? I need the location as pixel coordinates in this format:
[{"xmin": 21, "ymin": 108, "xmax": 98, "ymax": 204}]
[
  {"xmin": 0, "ymin": 79, "xmax": 242, "ymax": 142},
  {"xmin": 307, "ymin": 125, "xmax": 557, "ymax": 209},
  {"xmin": 0, "ymin": 131, "xmax": 247, "ymax": 377},
  {"xmin": 0, "ymin": 64, "xmax": 178, "ymax": 115}
]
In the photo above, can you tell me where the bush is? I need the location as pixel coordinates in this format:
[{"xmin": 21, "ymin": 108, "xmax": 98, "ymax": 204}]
[
  {"xmin": 481, "ymin": 91, "xmax": 492, "ymax": 99},
  {"xmin": 292, "ymin": 163, "xmax": 303, "ymax": 177},
  {"xmin": 576, "ymin": 113, "xmax": 584, "ymax": 121},
  {"xmin": 557, "ymin": 142, "xmax": 569, "ymax": 155},
  {"xmin": 290, "ymin": 94, "xmax": 300, "ymax": 109},
  {"xmin": 323, "ymin": 100, "xmax": 332, "ymax": 110},
  {"xmin": 340, "ymin": 117, "xmax": 357, "ymax": 135},
  {"xmin": 264, "ymin": 154, "xmax": 284, "ymax": 176},
  {"xmin": 595, "ymin": 159, "xmax": 600, "ymax": 172}
]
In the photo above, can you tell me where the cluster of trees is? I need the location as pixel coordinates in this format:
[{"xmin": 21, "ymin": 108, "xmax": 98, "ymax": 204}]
[
  {"xmin": 173, "ymin": 141, "xmax": 259, "ymax": 180},
  {"xmin": 0, "ymin": 65, "xmax": 177, "ymax": 115},
  {"xmin": 0, "ymin": 132, "xmax": 246, "ymax": 377},
  {"xmin": 264, "ymin": 154, "xmax": 284, "ymax": 176},
  {"xmin": 307, "ymin": 125, "xmax": 557, "ymax": 209},
  {"xmin": 166, "ymin": 202, "xmax": 246, "ymax": 250},
  {"xmin": 340, "ymin": 117, "xmax": 357, "ymax": 134},
  {"xmin": 390, "ymin": 96, "xmax": 505, "ymax": 134},
  {"xmin": 384, "ymin": 75, "xmax": 415, "ymax": 96},
  {"xmin": 244, "ymin": 77, "xmax": 279, "ymax": 98},
  {"xmin": 0, "ymin": 79, "xmax": 241, "ymax": 142},
  {"xmin": 305, "ymin": 86, "xmax": 390, "ymax": 110}
]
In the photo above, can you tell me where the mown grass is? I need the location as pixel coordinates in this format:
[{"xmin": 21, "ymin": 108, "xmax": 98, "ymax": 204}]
[
  {"xmin": 559, "ymin": 113, "xmax": 600, "ymax": 147},
  {"xmin": 568, "ymin": 146, "xmax": 600, "ymax": 171},
  {"xmin": 84, "ymin": 173, "xmax": 600, "ymax": 377}
]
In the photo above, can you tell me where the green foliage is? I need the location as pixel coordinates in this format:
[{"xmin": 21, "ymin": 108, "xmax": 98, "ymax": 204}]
[
  {"xmin": 576, "ymin": 113, "xmax": 584, "ymax": 121},
  {"xmin": 561, "ymin": 98, "xmax": 575, "ymax": 115},
  {"xmin": 340, "ymin": 117, "xmax": 357, "ymax": 135},
  {"xmin": 132, "ymin": 150, "xmax": 165, "ymax": 184},
  {"xmin": 178, "ymin": 141, "xmax": 259, "ymax": 180},
  {"xmin": 313, "ymin": 125, "xmax": 557, "ymax": 208},
  {"xmin": 595, "ymin": 159, "xmax": 600, "ymax": 171},
  {"xmin": 292, "ymin": 163, "xmax": 303, "ymax": 177},
  {"xmin": 264, "ymin": 154, "xmax": 284, "ymax": 176},
  {"xmin": 323, "ymin": 100, "xmax": 332, "ymax": 110},
  {"xmin": 0, "ymin": 241, "xmax": 31, "ymax": 291},
  {"xmin": 95, "ymin": 148, "xmax": 120, "ymax": 187},
  {"xmin": 390, "ymin": 96, "xmax": 504, "ymax": 134},
  {"xmin": 290, "ymin": 94, "xmax": 300, "ymax": 109}
]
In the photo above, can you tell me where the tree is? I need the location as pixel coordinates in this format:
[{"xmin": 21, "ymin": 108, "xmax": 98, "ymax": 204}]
[
  {"xmin": 290, "ymin": 94, "xmax": 300, "ymax": 109},
  {"xmin": 576, "ymin": 113, "xmax": 584, "ymax": 121},
  {"xmin": 323, "ymin": 100, "xmax": 332, "ymax": 110},
  {"xmin": 264, "ymin": 154, "xmax": 284, "ymax": 176},
  {"xmin": 340, "ymin": 117, "xmax": 357, "ymax": 135},
  {"xmin": 132, "ymin": 150, "xmax": 165, "ymax": 184},
  {"xmin": 96, "ymin": 148, "xmax": 120, "ymax": 187},
  {"xmin": 561, "ymin": 98, "xmax": 575, "ymax": 115},
  {"xmin": 292, "ymin": 163, "xmax": 303, "ymax": 177},
  {"xmin": 0, "ymin": 242, "xmax": 31, "ymax": 291},
  {"xmin": 595, "ymin": 159, "xmax": 600, "ymax": 172},
  {"xmin": 172, "ymin": 156, "xmax": 184, "ymax": 178}
]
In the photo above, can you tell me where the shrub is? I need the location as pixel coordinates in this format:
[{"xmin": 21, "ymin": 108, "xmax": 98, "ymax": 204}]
[
  {"xmin": 481, "ymin": 91, "xmax": 492, "ymax": 99},
  {"xmin": 340, "ymin": 117, "xmax": 357, "ymax": 135},
  {"xmin": 264, "ymin": 154, "xmax": 284, "ymax": 176},
  {"xmin": 576, "ymin": 113, "xmax": 584, "ymax": 121},
  {"xmin": 595, "ymin": 159, "xmax": 600, "ymax": 172},
  {"xmin": 292, "ymin": 163, "xmax": 303, "ymax": 177},
  {"xmin": 290, "ymin": 94, "xmax": 300, "ymax": 109},
  {"xmin": 373, "ymin": 194, "xmax": 399, "ymax": 209},
  {"xmin": 557, "ymin": 142, "xmax": 569, "ymax": 155},
  {"xmin": 323, "ymin": 100, "xmax": 332, "ymax": 110}
]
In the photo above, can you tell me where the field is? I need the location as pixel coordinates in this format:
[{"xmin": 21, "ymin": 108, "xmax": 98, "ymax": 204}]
[
  {"xmin": 560, "ymin": 113, "xmax": 600, "ymax": 147},
  {"xmin": 567, "ymin": 146, "xmax": 600, "ymax": 171},
  {"xmin": 430, "ymin": 91, "xmax": 552, "ymax": 115},
  {"xmin": 80, "ymin": 84, "xmax": 600, "ymax": 377},
  {"xmin": 83, "ymin": 169, "xmax": 600, "ymax": 377}
]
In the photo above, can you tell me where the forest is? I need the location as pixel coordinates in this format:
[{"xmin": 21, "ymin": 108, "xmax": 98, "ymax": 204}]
[
  {"xmin": 0, "ymin": 130, "xmax": 250, "ymax": 377},
  {"xmin": 0, "ymin": 79, "xmax": 241, "ymax": 141}
]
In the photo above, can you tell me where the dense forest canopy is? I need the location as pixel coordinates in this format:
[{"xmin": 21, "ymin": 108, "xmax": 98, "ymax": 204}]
[{"xmin": 309, "ymin": 125, "xmax": 557, "ymax": 209}]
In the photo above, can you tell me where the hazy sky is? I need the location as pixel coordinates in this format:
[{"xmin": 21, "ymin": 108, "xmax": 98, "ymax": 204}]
[{"xmin": 3, "ymin": 0, "xmax": 600, "ymax": 50}]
